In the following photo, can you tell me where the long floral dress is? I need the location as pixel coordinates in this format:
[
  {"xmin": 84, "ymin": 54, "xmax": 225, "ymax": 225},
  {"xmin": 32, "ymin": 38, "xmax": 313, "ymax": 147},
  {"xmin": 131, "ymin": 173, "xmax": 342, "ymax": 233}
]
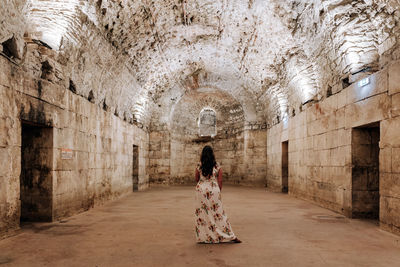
[{"xmin": 194, "ymin": 164, "xmax": 237, "ymax": 243}]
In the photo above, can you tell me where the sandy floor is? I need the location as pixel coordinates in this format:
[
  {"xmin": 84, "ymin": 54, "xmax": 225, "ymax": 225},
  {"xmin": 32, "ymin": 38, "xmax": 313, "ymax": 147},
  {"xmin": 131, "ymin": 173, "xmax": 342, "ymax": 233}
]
[{"xmin": 0, "ymin": 186, "xmax": 399, "ymax": 267}]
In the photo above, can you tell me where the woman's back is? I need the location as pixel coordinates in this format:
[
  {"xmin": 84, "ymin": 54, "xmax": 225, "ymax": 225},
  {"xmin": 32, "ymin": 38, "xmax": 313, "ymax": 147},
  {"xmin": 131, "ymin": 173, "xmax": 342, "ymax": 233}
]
[{"xmin": 197, "ymin": 163, "xmax": 219, "ymax": 181}]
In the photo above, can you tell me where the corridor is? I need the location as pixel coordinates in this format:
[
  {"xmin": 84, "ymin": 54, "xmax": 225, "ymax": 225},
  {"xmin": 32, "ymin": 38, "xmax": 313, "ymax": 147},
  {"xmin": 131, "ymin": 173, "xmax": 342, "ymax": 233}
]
[{"xmin": 0, "ymin": 186, "xmax": 399, "ymax": 267}]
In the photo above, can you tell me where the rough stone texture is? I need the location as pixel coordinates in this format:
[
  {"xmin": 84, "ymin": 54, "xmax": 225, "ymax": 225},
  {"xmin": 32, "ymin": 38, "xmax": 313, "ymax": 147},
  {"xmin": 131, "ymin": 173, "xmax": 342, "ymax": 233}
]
[
  {"xmin": 0, "ymin": 41, "xmax": 149, "ymax": 238},
  {"xmin": 0, "ymin": 1, "xmax": 26, "ymax": 44},
  {"xmin": 0, "ymin": 0, "xmax": 26, "ymax": 65},
  {"xmin": 267, "ymin": 61, "xmax": 400, "ymax": 235},
  {"xmin": 149, "ymin": 128, "xmax": 267, "ymax": 186},
  {"xmin": 1, "ymin": 0, "xmax": 400, "ymax": 239},
  {"xmin": 13, "ymin": 0, "xmax": 399, "ymax": 129}
]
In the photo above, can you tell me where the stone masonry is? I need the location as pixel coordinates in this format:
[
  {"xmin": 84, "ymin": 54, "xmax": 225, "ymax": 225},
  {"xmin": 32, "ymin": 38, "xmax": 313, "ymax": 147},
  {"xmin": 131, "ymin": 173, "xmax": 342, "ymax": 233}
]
[{"xmin": 1, "ymin": 0, "xmax": 400, "ymax": 239}]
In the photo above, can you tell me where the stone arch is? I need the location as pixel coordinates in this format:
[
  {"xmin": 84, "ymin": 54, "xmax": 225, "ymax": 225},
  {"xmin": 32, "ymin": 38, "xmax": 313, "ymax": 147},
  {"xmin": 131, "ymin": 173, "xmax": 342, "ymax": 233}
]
[{"xmin": 168, "ymin": 88, "xmax": 245, "ymax": 141}]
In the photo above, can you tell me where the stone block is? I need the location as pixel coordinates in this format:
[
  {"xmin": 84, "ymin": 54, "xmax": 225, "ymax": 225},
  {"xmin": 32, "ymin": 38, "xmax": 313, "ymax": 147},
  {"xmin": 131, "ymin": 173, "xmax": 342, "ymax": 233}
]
[
  {"xmin": 381, "ymin": 117, "xmax": 400, "ymax": 147},
  {"xmin": 335, "ymin": 108, "xmax": 346, "ymax": 129},
  {"xmin": 380, "ymin": 196, "xmax": 400, "ymax": 232},
  {"xmin": 337, "ymin": 89, "xmax": 347, "ymax": 109},
  {"xmin": 0, "ymin": 176, "xmax": 7, "ymax": 204},
  {"xmin": 339, "ymin": 145, "xmax": 352, "ymax": 166},
  {"xmin": 55, "ymin": 170, "xmax": 77, "ymax": 195},
  {"xmin": 380, "ymin": 173, "xmax": 400, "ymax": 199},
  {"xmin": 54, "ymin": 127, "xmax": 75, "ymax": 150},
  {"xmin": 75, "ymin": 131, "xmax": 89, "ymax": 152},
  {"xmin": 331, "ymin": 166, "xmax": 351, "ymax": 187},
  {"xmin": 345, "ymin": 94, "xmax": 391, "ymax": 129},
  {"xmin": 21, "ymin": 77, "xmax": 40, "ymax": 99},
  {"xmin": 392, "ymin": 148, "xmax": 400, "ymax": 174},
  {"xmin": 0, "ymin": 58, "xmax": 11, "ymax": 88},
  {"xmin": 391, "ymin": 93, "xmax": 400, "ymax": 118},
  {"xmin": 39, "ymin": 80, "xmax": 67, "ymax": 109},
  {"xmin": 303, "ymin": 150, "xmax": 314, "ymax": 166},
  {"xmin": 318, "ymin": 94, "xmax": 338, "ymax": 115},
  {"xmin": 379, "ymin": 147, "xmax": 392, "ymax": 173},
  {"xmin": 313, "ymin": 133, "xmax": 327, "ymax": 149},
  {"xmin": 320, "ymin": 149, "xmax": 332, "ymax": 166},
  {"xmin": 309, "ymin": 149, "xmax": 320, "ymax": 166},
  {"xmin": 304, "ymin": 136, "xmax": 313, "ymax": 150},
  {"xmin": 0, "ymin": 148, "xmax": 11, "ymax": 177},
  {"xmin": 149, "ymin": 142, "xmax": 161, "ymax": 151},
  {"xmin": 0, "ymin": 116, "xmax": 20, "ymax": 147},
  {"xmin": 292, "ymin": 123, "xmax": 307, "ymax": 140},
  {"xmin": 77, "ymin": 151, "xmax": 89, "ymax": 171},
  {"xmin": 149, "ymin": 150, "xmax": 162, "ymax": 159},
  {"xmin": 306, "ymin": 105, "xmax": 319, "ymax": 123},
  {"xmin": 326, "ymin": 130, "xmax": 339, "ymax": 149},
  {"xmin": 388, "ymin": 60, "xmax": 400, "ymax": 95},
  {"xmin": 336, "ymin": 128, "xmax": 351, "ymax": 147}
]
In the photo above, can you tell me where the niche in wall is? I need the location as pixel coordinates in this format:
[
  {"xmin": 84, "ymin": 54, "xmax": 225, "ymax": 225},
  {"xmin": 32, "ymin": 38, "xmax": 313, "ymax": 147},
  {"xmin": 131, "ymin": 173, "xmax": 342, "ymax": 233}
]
[
  {"xmin": 282, "ymin": 141, "xmax": 289, "ymax": 193},
  {"xmin": 20, "ymin": 121, "xmax": 54, "ymax": 222},
  {"xmin": 132, "ymin": 145, "xmax": 139, "ymax": 191},
  {"xmin": 351, "ymin": 123, "xmax": 380, "ymax": 219}
]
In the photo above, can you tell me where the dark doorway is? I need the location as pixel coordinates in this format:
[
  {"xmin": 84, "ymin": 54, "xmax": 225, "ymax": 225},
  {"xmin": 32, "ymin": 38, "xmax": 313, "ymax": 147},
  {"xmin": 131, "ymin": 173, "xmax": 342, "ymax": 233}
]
[
  {"xmin": 20, "ymin": 122, "xmax": 53, "ymax": 222},
  {"xmin": 282, "ymin": 141, "xmax": 289, "ymax": 193},
  {"xmin": 351, "ymin": 123, "xmax": 380, "ymax": 219},
  {"xmin": 132, "ymin": 145, "xmax": 139, "ymax": 191}
]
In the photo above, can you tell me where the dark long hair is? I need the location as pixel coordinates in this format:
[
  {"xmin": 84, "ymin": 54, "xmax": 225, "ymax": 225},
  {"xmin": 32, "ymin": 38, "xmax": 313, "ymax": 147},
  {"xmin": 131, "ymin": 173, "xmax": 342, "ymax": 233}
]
[{"xmin": 200, "ymin": 146, "xmax": 216, "ymax": 177}]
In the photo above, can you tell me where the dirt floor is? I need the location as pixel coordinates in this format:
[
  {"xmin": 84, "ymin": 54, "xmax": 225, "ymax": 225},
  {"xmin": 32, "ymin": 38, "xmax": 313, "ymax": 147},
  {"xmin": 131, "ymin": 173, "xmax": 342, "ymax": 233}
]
[{"xmin": 0, "ymin": 186, "xmax": 399, "ymax": 267}]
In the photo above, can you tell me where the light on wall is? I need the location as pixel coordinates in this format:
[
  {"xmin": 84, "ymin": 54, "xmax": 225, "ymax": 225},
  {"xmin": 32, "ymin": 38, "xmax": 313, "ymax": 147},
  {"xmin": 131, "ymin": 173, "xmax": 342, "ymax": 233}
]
[
  {"xmin": 355, "ymin": 75, "xmax": 373, "ymax": 100},
  {"xmin": 27, "ymin": 0, "xmax": 82, "ymax": 49},
  {"xmin": 358, "ymin": 77, "xmax": 370, "ymax": 87},
  {"xmin": 289, "ymin": 67, "xmax": 316, "ymax": 104},
  {"xmin": 282, "ymin": 113, "xmax": 289, "ymax": 128}
]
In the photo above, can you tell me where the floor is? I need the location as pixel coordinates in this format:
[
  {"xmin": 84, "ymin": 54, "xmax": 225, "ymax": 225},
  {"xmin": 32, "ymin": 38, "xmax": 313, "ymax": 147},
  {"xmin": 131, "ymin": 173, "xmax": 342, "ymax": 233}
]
[{"xmin": 0, "ymin": 186, "xmax": 399, "ymax": 267}]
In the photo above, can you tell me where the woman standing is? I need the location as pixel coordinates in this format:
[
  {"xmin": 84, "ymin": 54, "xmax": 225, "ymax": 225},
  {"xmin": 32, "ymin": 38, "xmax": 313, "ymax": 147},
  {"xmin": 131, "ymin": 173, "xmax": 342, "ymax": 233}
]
[{"xmin": 194, "ymin": 145, "xmax": 241, "ymax": 244}]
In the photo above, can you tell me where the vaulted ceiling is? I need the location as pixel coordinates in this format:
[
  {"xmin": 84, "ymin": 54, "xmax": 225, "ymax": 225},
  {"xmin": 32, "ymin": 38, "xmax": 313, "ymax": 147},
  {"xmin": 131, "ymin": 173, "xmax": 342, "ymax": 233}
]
[{"xmin": 2, "ymin": 0, "xmax": 400, "ymax": 131}]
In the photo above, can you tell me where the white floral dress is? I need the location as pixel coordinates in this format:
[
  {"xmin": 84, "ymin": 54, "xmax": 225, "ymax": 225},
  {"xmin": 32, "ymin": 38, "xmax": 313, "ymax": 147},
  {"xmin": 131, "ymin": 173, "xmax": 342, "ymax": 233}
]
[{"xmin": 194, "ymin": 164, "xmax": 237, "ymax": 243}]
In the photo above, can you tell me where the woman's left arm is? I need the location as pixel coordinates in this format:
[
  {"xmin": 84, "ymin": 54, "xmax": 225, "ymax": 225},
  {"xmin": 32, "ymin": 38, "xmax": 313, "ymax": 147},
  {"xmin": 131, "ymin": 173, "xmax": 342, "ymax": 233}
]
[
  {"xmin": 217, "ymin": 167, "xmax": 223, "ymax": 190},
  {"xmin": 195, "ymin": 168, "xmax": 200, "ymax": 183}
]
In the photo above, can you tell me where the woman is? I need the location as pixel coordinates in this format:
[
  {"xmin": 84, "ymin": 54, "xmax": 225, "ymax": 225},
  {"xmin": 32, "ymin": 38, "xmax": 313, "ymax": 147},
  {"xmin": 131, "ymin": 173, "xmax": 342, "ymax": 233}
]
[{"xmin": 194, "ymin": 145, "xmax": 241, "ymax": 243}]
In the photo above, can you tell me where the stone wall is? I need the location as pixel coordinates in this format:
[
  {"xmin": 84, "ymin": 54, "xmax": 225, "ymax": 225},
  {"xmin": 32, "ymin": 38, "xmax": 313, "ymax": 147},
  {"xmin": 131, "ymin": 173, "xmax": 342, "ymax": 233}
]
[
  {"xmin": 267, "ymin": 60, "xmax": 400, "ymax": 235},
  {"xmin": 0, "ymin": 40, "xmax": 149, "ymax": 238},
  {"xmin": 149, "ymin": 127, "xmax": 267, "ymax": 187},
  {"xmin": 148, "ymin": 127, "xmax": 171, "ymax": 184},
  {"xmin": 148, "ymin": 85, "xmax": 268, "ymax": 186}
]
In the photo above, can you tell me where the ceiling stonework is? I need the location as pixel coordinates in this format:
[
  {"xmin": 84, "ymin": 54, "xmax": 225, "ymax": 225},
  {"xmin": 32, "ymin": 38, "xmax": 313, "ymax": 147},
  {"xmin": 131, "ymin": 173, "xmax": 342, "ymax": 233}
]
[{"xmin": 1, "ymin": 0, "xmax": 400, "ymax": 130}]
